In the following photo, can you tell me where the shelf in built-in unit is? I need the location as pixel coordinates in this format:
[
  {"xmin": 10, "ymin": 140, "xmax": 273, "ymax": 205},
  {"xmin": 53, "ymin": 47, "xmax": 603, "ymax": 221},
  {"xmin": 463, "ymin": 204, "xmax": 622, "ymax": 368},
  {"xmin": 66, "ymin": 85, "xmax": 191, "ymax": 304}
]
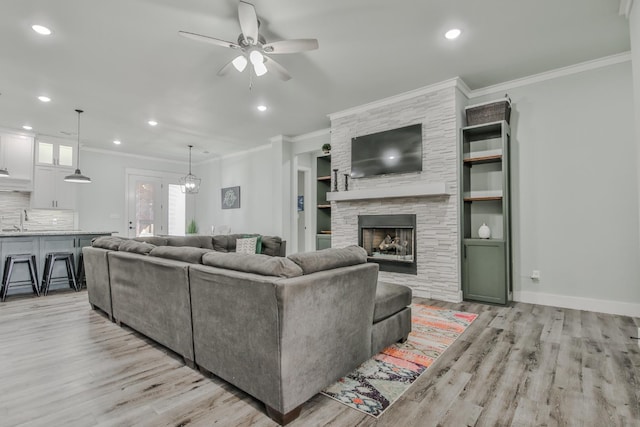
[
  {"xmin": 317, "ymin": 176, "xmax": 331, "ymax": 181},
  {"xmin": 326, "ymin": 182, "xmax": 449, "ymax": 202},
  {"xmin": 463, "ymin": 154, "xmax": 502, "ymax": 165},
  {"xmin": 463, "ymin": 190, "xmax": 503, "ymax": 202},
  {"xmin": 317, "ymin": 204, "xmax": 331, "ymax": 209}
]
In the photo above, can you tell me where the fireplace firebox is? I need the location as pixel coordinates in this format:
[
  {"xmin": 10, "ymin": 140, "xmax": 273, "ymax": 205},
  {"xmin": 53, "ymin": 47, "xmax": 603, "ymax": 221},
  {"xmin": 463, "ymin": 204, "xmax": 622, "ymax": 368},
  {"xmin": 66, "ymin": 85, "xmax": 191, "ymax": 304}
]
[{"xmin": 358, "ymin": 214, "xmax": 417, "ymax": 275}]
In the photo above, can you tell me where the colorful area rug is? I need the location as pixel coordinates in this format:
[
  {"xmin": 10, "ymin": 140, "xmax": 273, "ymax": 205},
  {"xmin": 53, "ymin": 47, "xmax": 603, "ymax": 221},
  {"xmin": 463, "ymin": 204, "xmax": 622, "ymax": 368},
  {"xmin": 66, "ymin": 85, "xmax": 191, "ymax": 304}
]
[{"xmin": 322, "ymin": 304, "xmax": 477, "ymax": 417}]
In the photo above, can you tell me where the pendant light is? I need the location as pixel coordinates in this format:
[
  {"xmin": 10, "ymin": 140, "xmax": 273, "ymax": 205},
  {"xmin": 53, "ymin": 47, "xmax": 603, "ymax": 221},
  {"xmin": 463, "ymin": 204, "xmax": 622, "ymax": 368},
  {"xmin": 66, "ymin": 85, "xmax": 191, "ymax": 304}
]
[
  {"xmin": 179, "ymin": 145, "xmax": 201, "ymax": 194},
  {"xmin": 64, "ymin": 109, "xmax": 91, "ymax": 183}
]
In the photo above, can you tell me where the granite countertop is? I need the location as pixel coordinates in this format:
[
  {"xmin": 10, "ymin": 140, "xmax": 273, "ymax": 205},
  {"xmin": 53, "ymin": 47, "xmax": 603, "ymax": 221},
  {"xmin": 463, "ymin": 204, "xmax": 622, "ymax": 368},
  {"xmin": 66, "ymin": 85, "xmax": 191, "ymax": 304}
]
[{"xmin": 0, "ymin": 230, "xmax": 115, "ymax": 237}]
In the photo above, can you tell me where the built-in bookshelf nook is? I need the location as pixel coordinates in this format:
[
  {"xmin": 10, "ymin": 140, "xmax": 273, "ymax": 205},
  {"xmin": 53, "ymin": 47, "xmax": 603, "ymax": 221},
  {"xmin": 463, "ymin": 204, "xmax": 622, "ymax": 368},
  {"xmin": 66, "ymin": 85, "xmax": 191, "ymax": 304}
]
[{"xmin": 461, "ymin": 120, "xmax": 512, "ymax": 304}]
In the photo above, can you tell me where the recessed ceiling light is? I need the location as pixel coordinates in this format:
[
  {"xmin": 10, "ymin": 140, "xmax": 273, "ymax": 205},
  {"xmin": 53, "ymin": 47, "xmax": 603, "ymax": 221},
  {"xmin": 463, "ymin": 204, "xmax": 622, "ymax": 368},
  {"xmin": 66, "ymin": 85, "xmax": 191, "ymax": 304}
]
[
  {"xmin": 113, "ymin": 140, "xmax": 121, "ymax": 145},
  {"xmin": 445, "ymin": 28, "xmax": 461, "ymax": 40},
  {"xmin": 38, "ymin": 95, "xmax": 51, "ymax": 102},
  {"xmin": 32, "ymin": 25, "xmax": 52, "ymax": 36},
  {"xmin": 148, "ymin": 120, "xmax": 158, "ymax": 126},
  {"xmin": 22, "ymin": 125, "xmax": 33, "ymax": 130},
  {"xmin": 257, "ymin": 105, "xmax": 267, "ymax": 112}
]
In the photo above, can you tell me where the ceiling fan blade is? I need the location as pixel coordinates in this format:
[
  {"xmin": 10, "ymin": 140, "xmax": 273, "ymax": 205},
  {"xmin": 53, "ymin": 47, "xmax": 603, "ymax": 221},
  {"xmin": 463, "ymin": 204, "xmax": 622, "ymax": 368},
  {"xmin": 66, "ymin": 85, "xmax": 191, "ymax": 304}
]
[
  {"xmin": 217, "ymin": 60, "xmax": 235, "ymax": 76},
  {"xmin": 263, "ymin": 39, "xmax": 319, "ymax": 54},
  {"xmin": 264, "ymin": 56, "xmax": 291, "ymax": 81},
  {"xmin": 238, "ymin": 1, "xmax": 259, "ymax": 45},
  {"xmin": 179, "ymin": 31, "xmax": 240, "ymax": 49}
]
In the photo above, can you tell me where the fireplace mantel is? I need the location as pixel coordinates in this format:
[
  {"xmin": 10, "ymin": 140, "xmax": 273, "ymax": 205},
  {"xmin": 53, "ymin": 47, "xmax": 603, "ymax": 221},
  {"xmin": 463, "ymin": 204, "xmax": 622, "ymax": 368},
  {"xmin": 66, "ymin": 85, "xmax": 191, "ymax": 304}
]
[{"xmin": 326, "ymin": 182, "xmax": 449, "ymax": 202}]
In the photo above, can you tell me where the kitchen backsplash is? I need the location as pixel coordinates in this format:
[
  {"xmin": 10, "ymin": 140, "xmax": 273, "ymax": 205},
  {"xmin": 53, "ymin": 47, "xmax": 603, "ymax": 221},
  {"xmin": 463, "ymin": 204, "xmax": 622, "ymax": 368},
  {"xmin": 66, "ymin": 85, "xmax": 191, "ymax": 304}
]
[{"xmin": 0, "ymin": 191, "xmax": 77, "ymax": 231}]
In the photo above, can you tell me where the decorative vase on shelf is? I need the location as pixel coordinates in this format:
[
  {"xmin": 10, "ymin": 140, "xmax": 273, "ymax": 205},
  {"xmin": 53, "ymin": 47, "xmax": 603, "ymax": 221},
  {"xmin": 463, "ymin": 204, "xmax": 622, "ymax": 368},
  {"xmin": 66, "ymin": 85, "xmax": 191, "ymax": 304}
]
[{"xmin": 478, "ymin": 223, "xmax": 491, "ymax": 239}]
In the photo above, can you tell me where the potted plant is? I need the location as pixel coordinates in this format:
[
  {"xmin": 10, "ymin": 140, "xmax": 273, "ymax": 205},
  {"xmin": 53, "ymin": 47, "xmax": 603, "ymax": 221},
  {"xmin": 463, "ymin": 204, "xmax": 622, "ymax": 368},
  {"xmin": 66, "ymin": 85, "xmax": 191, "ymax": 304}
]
[
  {"xmin": 322, "ymin": 143, "xmax": 331, "ymax": 154},
  {"xmin": 186, "ymin": 219, "xmax": 198, "ymax": 235}
]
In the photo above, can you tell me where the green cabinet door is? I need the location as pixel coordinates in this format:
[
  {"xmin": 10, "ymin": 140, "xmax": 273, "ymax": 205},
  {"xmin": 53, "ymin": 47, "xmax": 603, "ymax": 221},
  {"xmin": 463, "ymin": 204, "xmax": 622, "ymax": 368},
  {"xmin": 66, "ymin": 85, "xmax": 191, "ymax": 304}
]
[{"xmin": 463, "ymin": 239, "xmax": 507, "ymax": 304}]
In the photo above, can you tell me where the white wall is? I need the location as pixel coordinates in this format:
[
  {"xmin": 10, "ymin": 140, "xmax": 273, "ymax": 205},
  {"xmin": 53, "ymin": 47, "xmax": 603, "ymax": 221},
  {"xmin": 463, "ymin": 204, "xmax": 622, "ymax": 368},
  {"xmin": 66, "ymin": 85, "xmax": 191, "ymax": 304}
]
[
  {"xmin": 193, "ymin": 145, "xmax": 277, "ymax": 236},
  {"xmin": 78, "ymin": 149, "xmax": 187, "ymax": 235},
  {"xmin": 472, "ymin": 61, "xmax": 640, "ymax": 315},
  {"xmin": 630, "ymin": 2, "xmax": 640, "ymax": 246}
]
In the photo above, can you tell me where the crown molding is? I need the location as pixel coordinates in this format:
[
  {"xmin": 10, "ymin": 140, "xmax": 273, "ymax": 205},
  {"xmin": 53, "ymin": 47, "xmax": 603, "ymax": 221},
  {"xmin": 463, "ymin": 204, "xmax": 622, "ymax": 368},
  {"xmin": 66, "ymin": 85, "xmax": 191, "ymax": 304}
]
[
  {"xmin": 328, "ymin": 77, "xmax": 464, "ymax": 120},
  {"xmin": 620, "ymin": 0, "xmax": 634, "ymax": 18},
  {"xmin": 469, "ymin": 51, "xmax": 632, "ymax": 98},
  {"xmin": 289, "ymin": 128, "xmax": 330, "ymax": 142}
]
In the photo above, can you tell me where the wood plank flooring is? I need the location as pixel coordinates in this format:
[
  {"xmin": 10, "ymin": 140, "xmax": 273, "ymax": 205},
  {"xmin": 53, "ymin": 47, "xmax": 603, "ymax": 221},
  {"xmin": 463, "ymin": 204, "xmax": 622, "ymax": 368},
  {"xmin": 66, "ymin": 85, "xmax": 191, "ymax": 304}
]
[{"xmin": 0, "ymin": 291, "xmax": 638, "ymax": 426}]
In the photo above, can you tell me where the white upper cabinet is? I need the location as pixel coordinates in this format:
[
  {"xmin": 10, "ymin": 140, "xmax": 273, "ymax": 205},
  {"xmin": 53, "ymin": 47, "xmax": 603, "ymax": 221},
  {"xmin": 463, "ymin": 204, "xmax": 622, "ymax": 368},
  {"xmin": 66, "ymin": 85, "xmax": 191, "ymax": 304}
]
[
  {"xmin": 0, "ymin": 130, "xmax": 35, "ymax": 191},
  {"xmin": 36, "ymin": 139, "xmax": 75, "ymax": 168}
]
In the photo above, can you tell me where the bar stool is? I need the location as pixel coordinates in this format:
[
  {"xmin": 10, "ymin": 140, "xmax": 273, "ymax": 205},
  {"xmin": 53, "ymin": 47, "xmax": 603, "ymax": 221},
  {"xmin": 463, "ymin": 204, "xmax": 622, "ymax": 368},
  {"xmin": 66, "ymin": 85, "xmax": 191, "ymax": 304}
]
[
  {"xmin": 41, "ymin": 252, "xmax": 78, "ymax": 296},
  {"xmin": 77, "ymin": 252, "xmax": 86, "ymax": 290},
  {"xmin": 1, "ymin": 254, "xmax": 40, "ymax": 302}
]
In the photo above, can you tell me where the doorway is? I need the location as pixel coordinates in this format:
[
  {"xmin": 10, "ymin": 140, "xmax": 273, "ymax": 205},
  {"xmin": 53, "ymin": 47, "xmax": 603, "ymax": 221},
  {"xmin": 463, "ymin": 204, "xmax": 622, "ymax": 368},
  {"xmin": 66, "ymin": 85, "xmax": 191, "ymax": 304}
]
[{"xmin": 127, "ymin": 174, "xmax": 164, "ymax": 238}]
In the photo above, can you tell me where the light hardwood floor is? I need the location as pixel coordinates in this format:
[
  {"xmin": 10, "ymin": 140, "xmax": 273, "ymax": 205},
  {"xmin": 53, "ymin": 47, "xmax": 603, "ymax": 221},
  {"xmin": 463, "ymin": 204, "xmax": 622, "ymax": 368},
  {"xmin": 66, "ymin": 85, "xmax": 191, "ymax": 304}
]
[{"xmin": 0, "ymin": 291, "xmax": 638, "ymax": 427}]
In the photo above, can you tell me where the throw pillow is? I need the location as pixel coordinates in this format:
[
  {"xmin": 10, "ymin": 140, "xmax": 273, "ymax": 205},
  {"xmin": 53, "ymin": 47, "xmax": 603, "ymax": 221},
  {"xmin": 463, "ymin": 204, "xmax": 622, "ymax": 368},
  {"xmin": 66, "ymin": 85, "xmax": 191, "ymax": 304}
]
[
  {"xmin": 236, "ymin": 237, "xmax": 258, "ymax": 254},
  {"xmin": 243, "ymin": 234, "xmax": 263, "ymax": 253},
  {"xmin": 91, "ymin": 236, "xmax": 126, "ymax": 250},
  {"xmin": 149, "ymin": 246, "xmax": 212, "ymax": 264}
]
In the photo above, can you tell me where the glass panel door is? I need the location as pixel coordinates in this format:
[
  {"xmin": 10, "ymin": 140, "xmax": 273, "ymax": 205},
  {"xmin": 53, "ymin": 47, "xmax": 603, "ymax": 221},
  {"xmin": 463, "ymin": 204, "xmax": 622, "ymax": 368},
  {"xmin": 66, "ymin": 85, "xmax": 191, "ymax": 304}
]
[{"xmin": 127, "ymin": 175, "xmax": 163, "ymax": 238}]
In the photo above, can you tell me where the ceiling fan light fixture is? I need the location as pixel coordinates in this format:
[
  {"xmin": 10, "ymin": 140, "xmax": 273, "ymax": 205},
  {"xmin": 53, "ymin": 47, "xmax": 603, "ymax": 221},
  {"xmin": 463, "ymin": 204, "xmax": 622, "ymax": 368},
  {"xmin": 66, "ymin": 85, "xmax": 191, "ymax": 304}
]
[
  {"xmin": 232, "ymin": 55, "xmax": 248, "ymax": 72},
  {"xmin": 254, "ymin": 61, "xmax": 267, "ymax": 76},
  {"xmin": 249, "ymin": 50, "xmax": 263, "ymax": 65}
]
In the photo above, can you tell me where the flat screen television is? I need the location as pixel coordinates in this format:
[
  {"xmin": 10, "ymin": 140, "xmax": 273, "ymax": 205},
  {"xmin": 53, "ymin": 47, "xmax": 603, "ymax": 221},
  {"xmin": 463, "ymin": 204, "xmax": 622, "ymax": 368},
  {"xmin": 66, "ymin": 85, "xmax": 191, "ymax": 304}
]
[{"xmin": 350, "ymin": 123, "xmax": 423, "ymax": 178}]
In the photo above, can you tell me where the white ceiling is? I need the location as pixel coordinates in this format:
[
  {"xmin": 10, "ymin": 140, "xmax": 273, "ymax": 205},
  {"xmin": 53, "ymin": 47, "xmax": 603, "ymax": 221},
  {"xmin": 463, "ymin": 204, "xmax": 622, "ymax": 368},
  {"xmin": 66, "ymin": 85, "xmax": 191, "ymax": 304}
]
[{"xmin": 0, "ymin": 0, "xmax": 630, "ymax": 162}]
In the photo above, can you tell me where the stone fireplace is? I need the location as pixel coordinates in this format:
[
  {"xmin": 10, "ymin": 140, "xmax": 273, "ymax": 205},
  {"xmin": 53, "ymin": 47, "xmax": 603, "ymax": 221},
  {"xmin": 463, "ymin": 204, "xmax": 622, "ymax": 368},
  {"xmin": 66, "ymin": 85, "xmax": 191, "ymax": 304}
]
[
  {"xmin": 359, "ymin": 214, "xmax": 417, "ymax": 275},
  {"xmin": 327, "ymin": 79, "xmax": 463, "ymax": 302}
]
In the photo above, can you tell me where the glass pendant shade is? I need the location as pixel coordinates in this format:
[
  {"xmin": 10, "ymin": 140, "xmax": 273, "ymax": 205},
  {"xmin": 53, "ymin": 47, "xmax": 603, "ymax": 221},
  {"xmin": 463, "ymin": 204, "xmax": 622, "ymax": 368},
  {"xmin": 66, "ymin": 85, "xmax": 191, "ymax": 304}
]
[
  {"xmin": 64, "ymin": 109, "xmax": 91, "ymax": 184},
  {"xmin": 0, "ymin": 168, "xmax": 9, "ymax": 178},
  {"xmin": 180, "ymin": 145, "xmax": 201, "ymax": 194}
]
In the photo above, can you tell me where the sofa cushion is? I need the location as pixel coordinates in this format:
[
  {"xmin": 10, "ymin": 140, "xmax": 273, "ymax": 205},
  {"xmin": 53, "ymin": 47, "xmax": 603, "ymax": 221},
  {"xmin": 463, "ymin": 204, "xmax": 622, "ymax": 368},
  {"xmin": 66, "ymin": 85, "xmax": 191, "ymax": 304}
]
[
  {"xmin": 118, "ymin": 239, "xmax": 156, "ymax": 255},
  {"xmin": 202, "ymin": 252, "xmax": 303, "ymax": 278},
  {"xmin": 149, "ymin": 246, "xmax": 211, "ymax": 264},
  {"xmin": 91, "ymin": 236, "xmax": 126, "ymax": 250},
  {"xmin": 166, "ymin": 235, "xmax": 214, "ymax": 249},
  {"xmin": 261, "ymin": 235, "xmax": 283, "ymax": 256},
  {"xmin": 373, "ymin": 281, "xmax": 412, "ymax": 322},
  {"xmin": 133, "ymin": 236, "xmax": 168, "ymax": 246},
  {"xmin": 236, "ymin": 237, "xmax": 259, "ymax": 254},
  {"xmin": 288, "ymin": 245, "xmax": 367, "ymax": 275}
]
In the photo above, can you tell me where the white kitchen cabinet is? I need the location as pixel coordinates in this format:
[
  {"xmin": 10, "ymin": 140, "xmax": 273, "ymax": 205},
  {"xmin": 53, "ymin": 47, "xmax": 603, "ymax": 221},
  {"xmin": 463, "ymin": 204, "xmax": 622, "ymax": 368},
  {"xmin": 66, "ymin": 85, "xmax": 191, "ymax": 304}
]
[
  {"xmin": 36, "ymin": 139, "xmax": 75, "ymax": 167},
  {"xmin": 31, "ymin": 166, "xmax": 77, "ymax": 210},
  {"xmin": 0, "ymin": 131, "xmax": 35, "ymax": 191}
]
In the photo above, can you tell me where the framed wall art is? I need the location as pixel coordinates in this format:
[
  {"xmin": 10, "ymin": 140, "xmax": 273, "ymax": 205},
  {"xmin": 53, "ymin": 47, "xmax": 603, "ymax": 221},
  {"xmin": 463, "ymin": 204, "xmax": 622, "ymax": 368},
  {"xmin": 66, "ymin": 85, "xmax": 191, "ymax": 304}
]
[{"xmin": 221, "ymin": 186, "xmax": 241, "ymax": 209}]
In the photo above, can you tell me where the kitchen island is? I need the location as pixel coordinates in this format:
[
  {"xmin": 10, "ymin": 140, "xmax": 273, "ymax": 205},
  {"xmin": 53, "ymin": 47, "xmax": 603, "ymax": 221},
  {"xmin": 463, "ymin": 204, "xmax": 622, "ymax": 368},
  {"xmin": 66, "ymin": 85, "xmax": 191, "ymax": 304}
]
[{"xmin": 0, "ymin": 231, "xmax": 114, "ymax": 296}]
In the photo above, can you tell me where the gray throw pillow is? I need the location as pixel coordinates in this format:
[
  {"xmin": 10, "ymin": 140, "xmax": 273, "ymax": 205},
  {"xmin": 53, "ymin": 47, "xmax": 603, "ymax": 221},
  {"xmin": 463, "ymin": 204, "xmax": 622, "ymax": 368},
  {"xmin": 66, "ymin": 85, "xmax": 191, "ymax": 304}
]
[
  {"xmin": 202, "ymin": 252, "xmax": 303, "ymax": 278},
  {"xmin": 288, "ymin": 245, "xmax": 367, "ymax": 275},
  {"xmin": 149, "ymin": 246, "xmax": 211, "ymax": 264},
  {"xmin": 91, "ymin": 236, "xmax": 126, "ymax": 250},
  {"xmin": 261, "ymin": 235, "xmax": 283, "ymax": 256},
  {"xmin": 118, "ymin": 239, "xmax": 156, "ymax": 255}
]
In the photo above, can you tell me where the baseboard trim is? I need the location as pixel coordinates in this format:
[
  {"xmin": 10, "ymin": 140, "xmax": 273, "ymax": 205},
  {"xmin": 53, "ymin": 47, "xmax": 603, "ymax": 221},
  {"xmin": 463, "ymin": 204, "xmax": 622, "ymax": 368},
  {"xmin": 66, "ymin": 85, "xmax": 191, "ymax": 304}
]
[{"xmin": 514, "ymin": 290, "xmax": 640, "ymax": 318}]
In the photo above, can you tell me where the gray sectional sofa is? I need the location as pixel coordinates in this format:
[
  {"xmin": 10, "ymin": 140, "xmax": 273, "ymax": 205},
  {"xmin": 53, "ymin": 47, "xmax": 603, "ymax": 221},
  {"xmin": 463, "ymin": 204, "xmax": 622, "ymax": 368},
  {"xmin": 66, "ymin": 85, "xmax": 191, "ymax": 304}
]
[{"xmin": 83, "ymin": 234, "xmax": 411, "ymax": 425}]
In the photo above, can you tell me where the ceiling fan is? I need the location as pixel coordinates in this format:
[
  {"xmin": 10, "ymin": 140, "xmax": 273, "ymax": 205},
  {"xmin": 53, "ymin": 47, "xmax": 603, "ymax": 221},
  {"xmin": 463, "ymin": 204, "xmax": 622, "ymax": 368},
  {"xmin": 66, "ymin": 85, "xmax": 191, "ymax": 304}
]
[{"xmin": 179, "ymin": 1, "xmax": 319, "ymax": 81}]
